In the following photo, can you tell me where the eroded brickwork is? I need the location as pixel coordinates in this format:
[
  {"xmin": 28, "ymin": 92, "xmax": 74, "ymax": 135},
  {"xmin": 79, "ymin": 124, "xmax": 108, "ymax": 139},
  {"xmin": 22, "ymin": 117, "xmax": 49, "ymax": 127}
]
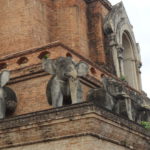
[
  {"xmin": 0, "ymin": 0, "xmax": 50, "ymax": 56},
  {"xmin": 0, "ymin": 0, "xmax": 90, "ymax": 59},
  {"xmin": 3, "ymin": 136, "xmax": 130, "ymax": 150},
  {"xmin": 0, "ymin": 43, "xmax": 102, "ymax": 116},
  {"xmin": 0, "ymin": 0, "xmax": 110, "ymax": 63},
  {"xmin": 9, "ymin": 75, "xmax": 91, "ymax": 116},
  {"xmin": 87, "ymin": 1, "xmax": 108, "ymax": 64},
  {"xmin": 1, "ymin": 1, "xmax": 148, "ymax": 150},
  {"xmin": 0, "ymin": 103, "xmax": 149, "ymax": 150}
]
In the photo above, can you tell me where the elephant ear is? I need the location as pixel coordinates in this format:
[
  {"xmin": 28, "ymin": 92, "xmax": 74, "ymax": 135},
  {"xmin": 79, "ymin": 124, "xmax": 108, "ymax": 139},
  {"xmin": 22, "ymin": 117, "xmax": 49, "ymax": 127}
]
[
  {"xmin": 42, "ymin": 59, "xmax": 56, "ymax": 75},
  {"xmin": 76, "ymin": 61, "xmax": 89, "ymax": 77},
  {"xmin": 0, "ymin": 70, "xmax": 10, "ymax": 87}
]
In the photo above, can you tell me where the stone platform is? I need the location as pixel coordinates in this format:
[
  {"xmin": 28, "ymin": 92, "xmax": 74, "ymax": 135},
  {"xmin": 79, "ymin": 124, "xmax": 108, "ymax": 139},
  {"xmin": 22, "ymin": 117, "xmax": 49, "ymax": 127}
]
[{"xmin": 0, "ymin": 102, "xmax": 149, "ymax": 150}]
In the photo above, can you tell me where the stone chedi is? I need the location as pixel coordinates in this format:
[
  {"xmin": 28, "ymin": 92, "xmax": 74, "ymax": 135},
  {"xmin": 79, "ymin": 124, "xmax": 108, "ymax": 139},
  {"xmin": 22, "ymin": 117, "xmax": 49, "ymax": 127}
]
[{"xmin": 0, "ymin": 0, "xmax": 149, "ymax": 150}]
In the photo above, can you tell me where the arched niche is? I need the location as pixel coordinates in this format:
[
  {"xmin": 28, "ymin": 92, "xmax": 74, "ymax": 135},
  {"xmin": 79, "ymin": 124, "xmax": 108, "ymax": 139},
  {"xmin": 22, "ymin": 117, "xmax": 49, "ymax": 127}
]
[
  {"xmin": 122, "ymin": 31, "xmax": 138, "ymax": 89},
  {"xmin": 104, "ymin": 2, "xmax": 142, "ymax": 91}
]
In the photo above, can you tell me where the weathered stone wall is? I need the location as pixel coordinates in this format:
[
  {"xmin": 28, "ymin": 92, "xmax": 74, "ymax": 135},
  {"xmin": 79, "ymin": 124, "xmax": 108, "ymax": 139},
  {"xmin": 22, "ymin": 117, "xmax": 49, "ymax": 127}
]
[
  {"xmin": 0, "ymin": 102, "xmax": 149, "ymax": 150},
  {"xmin": 3, "ymin": 136, "xmax": 130, "ymax": 150},
  {"xmin": 0, "ymin": 0, "xmax": 89, "ymax": 59},
  {"xmin": 9, "ymin": 75, "xmax": 90, "ymax": 116},
  {"xmin": 0, "ymin": 0, "xmax": 111, "ymax": 64},
  {"xmin": 87, "ymin": 1, "xmax": 108, "ymax": 64},
  {"xmin": 0, "ymin": 43, "xmax": 102, "ymax": 116},
  {"xmin": 0, "ymin": 0, "xmax": 51, "ymax": 56},
  {"xmin": 1, "ymin": 42, "xmax": 145, "ymax": 117},
  {"xmin": 0, "ymin": 1, "xmax": 149, "ymax": 150},
  {"xmin": 10, "ymin": 75, "xmax": 51, "ymax": 115},
  {"xmin": 50, "ymin": 0, "xmax": 89, "ymax": 58},
  {"xmin": 0, "ymin": 0, "xmax": 111, "ymax": 117}
]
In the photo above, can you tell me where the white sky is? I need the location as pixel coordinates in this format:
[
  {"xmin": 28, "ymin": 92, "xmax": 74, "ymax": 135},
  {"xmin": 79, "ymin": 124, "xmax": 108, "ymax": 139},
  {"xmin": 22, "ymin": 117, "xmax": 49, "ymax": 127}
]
[{"xmin": 110, "ymin": 0, "xmax": 150, "ymax": 97}]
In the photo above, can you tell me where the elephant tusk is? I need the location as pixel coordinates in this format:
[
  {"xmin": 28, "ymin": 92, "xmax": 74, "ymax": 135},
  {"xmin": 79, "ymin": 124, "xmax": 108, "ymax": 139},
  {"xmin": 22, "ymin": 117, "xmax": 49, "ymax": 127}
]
[
  {"xmin": 69, "ymin": 78, "xmax": 78, "ymax": 104},
  {"xmin": 68, "ymin": 70, "xmax": 77, "ymax": 80}
]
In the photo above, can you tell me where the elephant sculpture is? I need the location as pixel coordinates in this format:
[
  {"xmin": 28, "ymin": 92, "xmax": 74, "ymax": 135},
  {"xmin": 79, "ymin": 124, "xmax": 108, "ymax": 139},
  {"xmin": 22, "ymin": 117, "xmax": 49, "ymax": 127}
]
[
  {"xmin": 42, "ymin": 56, "xmax": 89, "ymax": 107},
  {"xmin": 87, "ymin": 73, "xmax": 150, "ymax": 123},
  {"xmin": 0, "ymin": 70, "xmax": 17, "ymax": 119},
  {"xmin": 102, "ymin": 75, "xmax": 134, "ymax": 120},
  {"xmin": 87, "ymin": 74, "xmax": 134, "ymax": 121},
  {"xmin": 132, "ymin": 102, "xmax": 150, "ymax": 123}
]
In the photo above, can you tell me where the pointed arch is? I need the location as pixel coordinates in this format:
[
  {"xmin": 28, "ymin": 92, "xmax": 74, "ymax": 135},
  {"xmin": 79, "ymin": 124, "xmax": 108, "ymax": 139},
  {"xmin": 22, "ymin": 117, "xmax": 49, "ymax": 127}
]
[
  {"xmin": 104, "ymin": 2, "xmax": 142, "ymax": 91},
  {"xmin": 122, "ymin": 31, "xmax": 139, "ymax": 89}
]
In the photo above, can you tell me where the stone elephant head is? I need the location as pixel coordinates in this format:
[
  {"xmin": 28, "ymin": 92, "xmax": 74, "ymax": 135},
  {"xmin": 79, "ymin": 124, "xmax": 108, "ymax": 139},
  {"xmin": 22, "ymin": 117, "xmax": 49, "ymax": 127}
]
[
  {"xmin": 42, "ymin": 56, "xmax": 89, "ymax": 107},
  {"xmin": 0, "ymin": 70, "xmax": 17, "ymax": 119}
]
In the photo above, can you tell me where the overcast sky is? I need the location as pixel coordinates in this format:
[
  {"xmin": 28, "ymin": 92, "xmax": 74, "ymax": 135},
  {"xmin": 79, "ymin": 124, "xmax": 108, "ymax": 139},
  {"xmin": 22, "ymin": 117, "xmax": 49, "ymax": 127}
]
[{"xmin": 110, "ymin": 0, "xmax": 150, "ymax": 97}]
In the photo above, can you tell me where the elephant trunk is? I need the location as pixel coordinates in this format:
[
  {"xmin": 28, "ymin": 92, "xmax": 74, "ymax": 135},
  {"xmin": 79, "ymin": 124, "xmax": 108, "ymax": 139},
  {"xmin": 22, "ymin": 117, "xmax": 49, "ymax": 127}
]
[{"xmin": 65, "ymin": 65, "xmax": 77, "ymax": 80}]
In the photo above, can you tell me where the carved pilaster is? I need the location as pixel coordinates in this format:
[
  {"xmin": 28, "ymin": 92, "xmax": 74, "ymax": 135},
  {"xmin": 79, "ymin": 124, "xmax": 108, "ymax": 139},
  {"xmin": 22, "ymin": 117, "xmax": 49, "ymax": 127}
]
[
  {"xmin": 117, "ymin": 45, "xmax": 124, "ymax": 76},
  {"xmin": 105, "ymin": 33, "xmax": 121, "ymax": 76}
]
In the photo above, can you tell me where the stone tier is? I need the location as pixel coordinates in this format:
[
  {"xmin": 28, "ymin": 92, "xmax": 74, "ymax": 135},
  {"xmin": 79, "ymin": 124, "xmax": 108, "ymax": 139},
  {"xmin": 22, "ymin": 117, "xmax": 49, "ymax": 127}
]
[
  {"xmin": 0, "ymin": 102, "xmax": 149, "ymax": 150},
  {"xmin": 0, "ymin": 42, "xmax": 149, "ymax": 117}
]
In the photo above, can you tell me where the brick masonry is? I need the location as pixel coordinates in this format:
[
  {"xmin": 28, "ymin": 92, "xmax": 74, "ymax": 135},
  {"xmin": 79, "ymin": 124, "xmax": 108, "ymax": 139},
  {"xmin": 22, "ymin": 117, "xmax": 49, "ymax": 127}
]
[
  {"xmin": 3, "ymin": 136, "xmax": 132, "ymax": 150},
  {"xmin": 0, "ymin": 102, "xmax": 149, "ymax": 150},
  {"xmin": 0, "ymin": 1, "xmax": 111, "ymax": 116},
  {"xmin": 2, "ymin": 43, "xmax": 103, "ymax": 116},
  {"xmin": 0, "ymin": 0, "xmax": 149, "ymax": 150},
  {"xmin": 0, "ymin": 0, "xmax": 109, "ymax": 63}
]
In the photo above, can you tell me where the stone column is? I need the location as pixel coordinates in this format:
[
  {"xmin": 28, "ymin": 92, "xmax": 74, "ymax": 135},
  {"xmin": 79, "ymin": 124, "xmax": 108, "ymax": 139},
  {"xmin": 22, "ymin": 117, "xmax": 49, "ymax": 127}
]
[
  {"xmin": 117, "ymin": 46, "xmax": 124, "ymax": 77},
  {"xmin": 136, "ymin": 43, "xmax": 143, "ymax": 91},
  {"xmin": 108, "ymin": 34, "xmax": 120, "ymax": 77},
  {"xmin": 137, "ymin": 62, "xmax": 142, "ymax": 90}
]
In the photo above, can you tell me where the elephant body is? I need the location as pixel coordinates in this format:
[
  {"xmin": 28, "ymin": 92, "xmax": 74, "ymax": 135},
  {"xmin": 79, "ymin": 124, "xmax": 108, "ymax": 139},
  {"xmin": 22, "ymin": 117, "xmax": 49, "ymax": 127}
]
[
  {"xmin": 43, "ymin": 57, "xmax": 88, "ymax": 107},
  {"xmin": 46, "ymin": 76, "xmax": 82, "ymax": 107},
  {"xmin": 87, "ymin": 88, "xmax": 114, "ymax": 110},
  {"xmin": 87, "ymin": 76, "xmax": 134, "ymax": 121},
  {"xmin": 4, "ymin": 86, "xmax": 17, "ymax": 115},
  {"xmin": 0, "ymin": 88, "xmax": 6, "ymax": 119},
  {"xmin": 0, "ymin": 71, "xmax": 17, "ymax": 119},
  {"xmin": 132, "ymin": 102, "xmax": 150, "ymax": 123}
]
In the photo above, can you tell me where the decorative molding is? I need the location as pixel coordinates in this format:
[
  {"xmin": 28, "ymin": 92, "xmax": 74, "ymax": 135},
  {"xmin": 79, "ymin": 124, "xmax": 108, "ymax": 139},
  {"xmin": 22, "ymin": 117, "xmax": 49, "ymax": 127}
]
[
  {"xmin": 117, "ymin": 45, "xmax": 124, "ymax": 59},
  {"xmin": 104, "ymin": 2, "xmax": 134, "ymax": 45}
]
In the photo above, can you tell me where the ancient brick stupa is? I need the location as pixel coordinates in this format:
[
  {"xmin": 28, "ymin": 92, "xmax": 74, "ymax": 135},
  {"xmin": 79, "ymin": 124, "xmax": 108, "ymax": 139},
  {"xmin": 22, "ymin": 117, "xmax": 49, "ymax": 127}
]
[{"xmin": 0, "ymin": 0, "xmax": 149, "ymax": 149}]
